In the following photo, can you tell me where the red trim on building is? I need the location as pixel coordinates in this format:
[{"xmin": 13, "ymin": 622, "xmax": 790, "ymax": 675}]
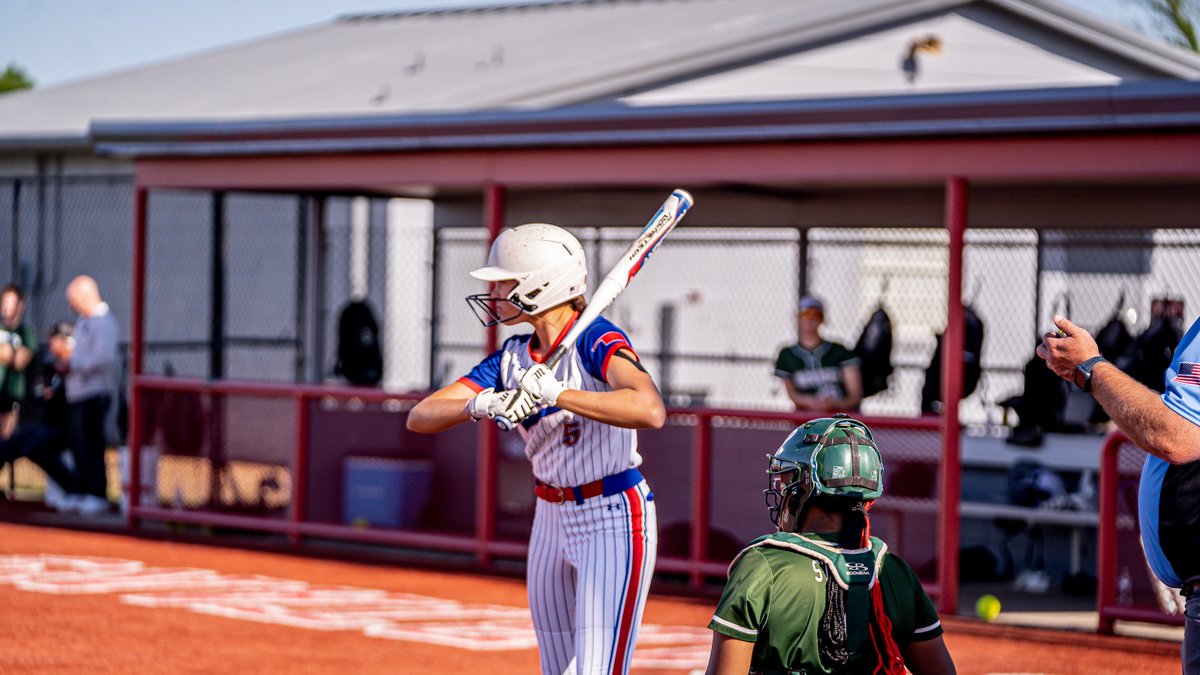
[{"xmin": 133, "ymin": 134, "xmax": 1200, "ymax": 191}]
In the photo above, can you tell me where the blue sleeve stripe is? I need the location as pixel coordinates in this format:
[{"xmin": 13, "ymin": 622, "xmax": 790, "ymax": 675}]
[
  {"xmin": 463, "ymin": 346, "xmax": 506, "ymax": 390},
  {"xmin": 579, "ymin": 317, "xmax": 633, "ymax": 381}
]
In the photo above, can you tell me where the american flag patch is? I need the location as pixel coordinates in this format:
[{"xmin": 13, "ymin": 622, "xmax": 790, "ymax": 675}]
[{"xmin": 1175, "ymin": 362, "xmax": 1200, "ymax": 386}]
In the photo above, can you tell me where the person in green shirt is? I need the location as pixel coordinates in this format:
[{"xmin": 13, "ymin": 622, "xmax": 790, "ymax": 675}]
[
  {"xmin": 775, "ymin": 296, "xmax": 863, "ymax": 413},
  {"xmin": 0, "ymin": 285, "xmax": 37, "ymax": 441},
  {"xmin": 705, "ymin": 415, "xmax": 956, "ymax": 675}
]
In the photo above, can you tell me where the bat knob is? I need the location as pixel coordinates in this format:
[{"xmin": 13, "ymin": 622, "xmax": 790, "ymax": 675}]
[{"xmin": 494, "ymin": 416, "xmax": 514, "ymax": 432}]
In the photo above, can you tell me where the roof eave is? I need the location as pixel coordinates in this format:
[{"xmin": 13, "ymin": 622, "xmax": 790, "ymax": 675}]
[
  {"xmin": 0, "ymin": 134, "xmax": 94, "ymax": 153},
  {"xmin": 93, "ymin": 111, "xmax": 1200, "ymax": 160}
]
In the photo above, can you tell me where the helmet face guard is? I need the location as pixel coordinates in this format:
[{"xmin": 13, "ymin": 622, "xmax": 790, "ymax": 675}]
[
  {"xmin": 765, "ymin": 456, "xmax": 813, "ymax": 529},
  {"xmin": 465, "ymin": 289, "xmax": 529, "ymax": 327},
  {"xmin": 763, "ymin": 415, "xmax": 884, "ymax": 532},
  {"xmin": 465, "ymin": 223, "xmax": 587, "ymax": 326}
]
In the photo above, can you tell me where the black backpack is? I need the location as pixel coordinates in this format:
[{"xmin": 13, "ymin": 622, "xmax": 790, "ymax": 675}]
[
  {"xmin": 1119, "ymin": 311, "xmax": 1182, "ymax": 393},
  {"xmin": 921, "ymin": 305, "xmax": 985, "ymax": 413},
  {"xmin": 853, "ymin": 306, "xmax": 894, "ymax": 398},
  {"xmin": 1088, "ymin": 312, "xmax": 1133, "ymax": 424},
  {"xmin": 335, "ymin": 300, "xmax": 383, "ymax": 386},
  {"xmin": 1007, "ymin": 459, "xmax": 1066, "ymax": 508},
  {"xmin": 1095, "ymin": 314, "xmax": 1133, "ymax": 363}
]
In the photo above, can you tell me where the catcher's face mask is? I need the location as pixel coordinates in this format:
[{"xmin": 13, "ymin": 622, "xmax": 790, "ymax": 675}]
[{"xmin": 765, "ymin": 456, "xmax": 813, "ymax": 531}]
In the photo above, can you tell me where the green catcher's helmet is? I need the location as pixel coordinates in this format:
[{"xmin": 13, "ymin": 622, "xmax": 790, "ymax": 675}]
[{"xmin": 764, "ymin": 415, "xmax": 884, "ymax": 530}]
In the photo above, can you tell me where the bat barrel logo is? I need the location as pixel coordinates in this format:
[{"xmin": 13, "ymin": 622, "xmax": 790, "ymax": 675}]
[{"xmin": 624, "ymin": 191, "xmax": 692, "ymax": 283}]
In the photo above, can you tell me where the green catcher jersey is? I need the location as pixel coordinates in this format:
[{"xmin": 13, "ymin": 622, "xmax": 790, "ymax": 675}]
[
  {"xmin": 708, "ymin": 532, "xmax": 941, "ymax": 674},
  {"xmin": 774, "ymin": 341, "xmax": 859, "ymax": 399},
  {"xmin": 0, "ymin": 321, "xmax": 37, "ymax": 402}
]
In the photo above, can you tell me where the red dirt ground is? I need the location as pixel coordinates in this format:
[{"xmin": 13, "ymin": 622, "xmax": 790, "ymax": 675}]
[{"xmin": 0, "ymin": 522, "xmax": 1181, "ymax": 674}]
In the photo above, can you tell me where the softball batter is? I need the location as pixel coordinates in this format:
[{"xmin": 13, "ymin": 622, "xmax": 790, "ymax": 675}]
[
  {"xmin": 407, "ymin": 223, "xmax": 663, "ymax": 675},
  {"xmin": 705, "ymin": 415, "xmax": 956, "ymax": 675}
]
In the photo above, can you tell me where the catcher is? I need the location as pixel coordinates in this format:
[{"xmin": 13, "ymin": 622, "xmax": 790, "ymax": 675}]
[{"xmin": 705, "ymin": 415, "xmax": 956, "ymax": 675}]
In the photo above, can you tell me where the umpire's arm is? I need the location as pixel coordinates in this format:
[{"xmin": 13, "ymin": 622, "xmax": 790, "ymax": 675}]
[{"xmin": 1038, "ymin": 315, "xmax": 1200, "ymax": 465}]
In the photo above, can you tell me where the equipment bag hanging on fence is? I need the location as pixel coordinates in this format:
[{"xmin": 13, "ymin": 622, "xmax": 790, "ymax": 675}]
[
  {"xmin": 1117, "ymin": 297, "xmax": 1183, "ymax": 394},
  {"xmin": 853, "ymin": 306, "xmax": 894, "ymax": 398},
  {"xmin": 1087, "ymin": 297, "xmax": 1133, "ymax": 424},
  {"xmin": 920, "ymin": 305, "xmax": 985, "ymax": 414},
  {"xmin": 335, "ymin": 299, "xmax": 384, "ymax": 386}
]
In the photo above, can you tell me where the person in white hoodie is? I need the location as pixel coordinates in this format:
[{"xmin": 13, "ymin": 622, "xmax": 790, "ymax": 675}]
[{"xmin": 50, "ymin": 276, "xmax": 119, "ymax": 516}]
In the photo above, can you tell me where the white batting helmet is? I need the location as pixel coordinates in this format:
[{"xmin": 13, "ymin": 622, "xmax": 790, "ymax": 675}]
[{"xmin": 465, "ymin": 223, "xmax": 587, "ymax": 325}]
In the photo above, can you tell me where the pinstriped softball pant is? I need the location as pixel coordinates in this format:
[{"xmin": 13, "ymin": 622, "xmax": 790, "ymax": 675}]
[{"xmin": 527, "ymin": 480, "xmax": 657, "ymax": 675}]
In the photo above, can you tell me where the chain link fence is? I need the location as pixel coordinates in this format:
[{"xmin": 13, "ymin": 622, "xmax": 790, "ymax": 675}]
[
  {"xmin": 1, "ymin": 178, "xmax": 1197, "ymax": 423},
  {"xmin": 435, "ymin": 224, "xmax": 1200, "ymax": 427}
]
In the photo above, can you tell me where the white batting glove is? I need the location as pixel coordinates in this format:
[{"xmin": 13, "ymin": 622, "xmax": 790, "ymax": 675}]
[
  {"xmin": 518, "ymin": 363, "xmax": 568, "ymax": 406},
  {"xmin": 497, "ymin": 390, "xmax": 539, "ymax": 431},
  {"xmin": 465, "ymin": 387, "xmax": 518, "ymax": 421}
]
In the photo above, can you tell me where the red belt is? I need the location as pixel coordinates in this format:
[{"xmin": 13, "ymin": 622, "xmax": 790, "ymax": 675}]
[
  {"xmin": 534, "ymin": 481, "xmax": 603, "ymax": 504},
  {"xmin": 533, "ymin": 468, "xmax": 644, "ymax": 505}
]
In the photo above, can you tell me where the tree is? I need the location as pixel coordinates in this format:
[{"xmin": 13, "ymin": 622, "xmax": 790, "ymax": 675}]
[
  {"xmin": 1143, "ymin": 0, "xmax": 1199, "ymax": 52},
  {"xmin": 0, "ymin": 63, "xmax": 35, "ymax": 95}
]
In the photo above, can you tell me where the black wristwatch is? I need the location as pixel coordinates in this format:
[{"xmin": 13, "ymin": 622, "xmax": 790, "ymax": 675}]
[{"xmin": 1073, "ymin": 356, "xmax": 1107, "ymax": 393}]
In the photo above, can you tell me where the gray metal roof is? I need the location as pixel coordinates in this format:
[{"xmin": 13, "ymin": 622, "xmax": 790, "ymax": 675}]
[
  {"xmin": 2, "ymin": 0, "xmax": 1199, "ymax": 149},
  {"xmin": 90, "ymin": 80, "xmax": 1200, "ymax": 158}
]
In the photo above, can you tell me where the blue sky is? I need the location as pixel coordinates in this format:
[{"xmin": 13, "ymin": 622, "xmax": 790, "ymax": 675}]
[{"xmin": 0, "ymin": 0, "xmax": 1162, "ymax": 88}]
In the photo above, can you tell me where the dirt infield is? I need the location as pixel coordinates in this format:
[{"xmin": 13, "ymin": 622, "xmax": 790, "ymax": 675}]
[{"xmin": 0, "ymin": 522, "xmax": 1181, "ymax": 674}]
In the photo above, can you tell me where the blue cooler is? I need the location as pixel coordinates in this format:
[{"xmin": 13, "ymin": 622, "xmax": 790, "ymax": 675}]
[{"xmin": 343, "ymin": 457, "xmax": 434, "ymax": 529}]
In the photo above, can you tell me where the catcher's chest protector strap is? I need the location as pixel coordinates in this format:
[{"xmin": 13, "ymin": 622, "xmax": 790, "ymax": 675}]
[{"xmin": 729, "ymin": 533, "xmax": 887, "ymax": 590}]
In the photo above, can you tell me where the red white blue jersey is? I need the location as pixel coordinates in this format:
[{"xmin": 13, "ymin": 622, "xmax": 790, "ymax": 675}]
[{"xmin": 459, "ymin": 314, "xmax": 642, "ymax": 487}]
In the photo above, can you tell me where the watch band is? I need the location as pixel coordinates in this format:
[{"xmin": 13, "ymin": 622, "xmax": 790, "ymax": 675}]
[{"xmin": 1075, "ymin": 355, "xmax": 1107, "ymax": 393}]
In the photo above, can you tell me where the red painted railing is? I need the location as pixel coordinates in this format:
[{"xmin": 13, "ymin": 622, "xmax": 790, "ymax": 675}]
[
  {"xmin": 128, "ymin": 375, "xmax": 947, "ymax": 590},
  {"xmin": 1096, "ymin": 429, "xmax": 1186, "ymax": 633}
]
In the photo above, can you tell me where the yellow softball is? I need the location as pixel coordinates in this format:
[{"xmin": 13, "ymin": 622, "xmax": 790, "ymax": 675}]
[{"xmin": 975, "ymin": 593, "xmax": 1001, "ymax": 621}]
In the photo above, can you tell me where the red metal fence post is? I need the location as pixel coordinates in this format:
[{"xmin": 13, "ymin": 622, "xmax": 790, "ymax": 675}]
[
  {"xmin": 127, "ymin": 186, "xmax": 148, "ymax": 528},
  {"xmin": 476, "ymin": 183, "xmax": 506, "ymax": 565},
  {"xmin": 937, "ymin": 176, "xmax": 967, "ymax": 615},
  {"xmin": 291, "ymin": 393, "xmax": 310, "ymax": 546},
  {"xmin": 1097, "ymin": 430, "xmax": 1124, "ymax": 634},
  {"xmin": 690, "ymin": 413, "xmax": 713, "ymax": 588}
]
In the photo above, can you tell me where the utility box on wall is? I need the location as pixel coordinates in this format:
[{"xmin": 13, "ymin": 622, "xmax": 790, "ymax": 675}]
[{"xmin": 343, "ymin": 456, "xmax": 433, "ymax": 529}]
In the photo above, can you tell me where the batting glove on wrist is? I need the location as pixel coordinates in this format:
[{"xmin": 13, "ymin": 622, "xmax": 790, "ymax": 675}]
[
  {"xmin": 496, "ymin": 390, "xmax": 538, "ymax": 431},
  {"xmin": 518, "ymin": 363, "xmax": 568, "ymax": 406},
  {"xmin": 465, "ymin": 387, "xmax": 518, "ymax": 421}
]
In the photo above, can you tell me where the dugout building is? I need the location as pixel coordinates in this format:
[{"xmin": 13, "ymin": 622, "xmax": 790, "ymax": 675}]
[{"xmin": 1, "ymin": 0, "xmax": 1199, "ymax": 616}]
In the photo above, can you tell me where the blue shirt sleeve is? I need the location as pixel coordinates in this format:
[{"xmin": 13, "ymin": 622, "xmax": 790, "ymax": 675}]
[
  {"xmin": 578, "ymin": 317, "xmax": 636, "ymax": 382},
  {"xmin": 1161, "ymin": 316, "xmax": 1200, "ymax": 428},
  {"xmin": 460, "ymin": 347, "xmax": 505, "ymax": 392}
]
